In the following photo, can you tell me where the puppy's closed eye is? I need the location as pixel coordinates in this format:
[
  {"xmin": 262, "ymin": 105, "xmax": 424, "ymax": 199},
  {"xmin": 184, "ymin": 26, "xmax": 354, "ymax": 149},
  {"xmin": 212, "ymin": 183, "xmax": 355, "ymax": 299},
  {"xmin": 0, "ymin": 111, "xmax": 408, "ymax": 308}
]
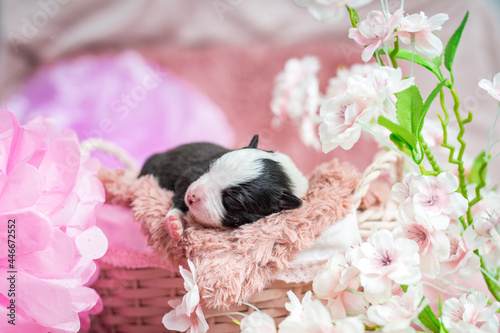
[{"xmin": 222, "ymin": 188, "xmax": 244, "ymax": 210}]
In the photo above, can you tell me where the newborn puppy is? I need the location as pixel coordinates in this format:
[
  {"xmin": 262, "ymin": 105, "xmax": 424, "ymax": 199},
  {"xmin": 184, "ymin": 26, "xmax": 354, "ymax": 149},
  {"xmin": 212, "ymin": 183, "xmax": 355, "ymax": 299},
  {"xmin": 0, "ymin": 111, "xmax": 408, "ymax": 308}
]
[{"xmin": 139, "ymin": 135, "xmax": 308, "ymax": 238}]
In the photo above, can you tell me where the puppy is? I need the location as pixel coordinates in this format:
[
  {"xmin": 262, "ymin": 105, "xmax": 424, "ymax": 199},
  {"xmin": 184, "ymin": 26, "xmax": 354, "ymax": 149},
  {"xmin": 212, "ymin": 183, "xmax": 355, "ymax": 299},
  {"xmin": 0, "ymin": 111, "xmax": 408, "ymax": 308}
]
[{"xmin": 139, "ymin": 135, "xmax": 308, "ymax": 238}]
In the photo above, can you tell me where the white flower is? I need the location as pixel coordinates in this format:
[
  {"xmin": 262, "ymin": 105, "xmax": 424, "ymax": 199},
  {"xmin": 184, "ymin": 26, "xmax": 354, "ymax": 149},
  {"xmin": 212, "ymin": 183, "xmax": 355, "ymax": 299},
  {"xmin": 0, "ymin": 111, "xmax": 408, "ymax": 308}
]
[
  {"xmin": 350, "ymin": 229, "xmax": 421, "ymax": 304},
  {"xmin": 162, "ymin": 260, "xmax": 209, "ymax": 333},
  {"xmin": 346, "ymin": 66, "xmax": 414, "ymax": 108},
  {"xmin": 294, "ymin": 0, "xmax": 373, "ymax": 24},
  {"xmin": 472, "ymin": 190, "xmax": 500, "ymax": 236},
  {"xmin": 367, "ymin": 284, "xmax": 427, "ymax": 333},
  {"xmin": 318, "ymin": 93, "xmax": 372, "ymax": 152},
  {"xmin": 439, "ymin": 225, "xmax": 487, "ymax": 280},
  {"xmin": 391, "ymin": 173, "xmax": 419, "ymax": 205},
  {"xmin": 326, "ymin": 63, "xmax": 379, "ymax": 98},
  {"xmin": 442, "ymin": 291, "xmax": 500, "ymax": 333},
  {"xmin": 333, "ymin": 317, "xmax": 365, "ymax": 333},
  {"xmin": 398, "ymin": 12, "xmax": 449, "ymax": 58},
  {"xmin": 411, "ymin": 172, "xmax": 468, "ymax": 230},
  {"xmin": 279, "ymin": 291, "xmax": 335, "ymax": 332},
  {"xmin": 349, "ymin": 9, "xmax": 403, "ymax": 62},
  {"xmin": 313, "ymin": 252, "xmax": 356, "ymax": 299},
  {"xmin": 478, "ymin": 72, "xmax": 500, "ymax": 101},
  {"xmin": 398, "ymin": 208, "xmax": 451, "ymax": 278},
  {"xmin": 240, "ymin": 311, "xmax": 276, "ymax": 333},
  {"xmin": 299, "ymin": 116, "xmax": 322, "ymax": 151},
  {"xmin": 271, "ymin": 56, "xmax": 320, "ymax": 125}
]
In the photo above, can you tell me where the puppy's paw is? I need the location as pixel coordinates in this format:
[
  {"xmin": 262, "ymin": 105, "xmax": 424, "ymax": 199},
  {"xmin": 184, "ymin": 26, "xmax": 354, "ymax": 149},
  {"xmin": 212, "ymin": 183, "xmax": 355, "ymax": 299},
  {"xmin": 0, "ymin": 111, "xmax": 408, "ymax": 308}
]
[{"xmin": 165, "ymin": 208, "xmax": 184, "ymax": 239}]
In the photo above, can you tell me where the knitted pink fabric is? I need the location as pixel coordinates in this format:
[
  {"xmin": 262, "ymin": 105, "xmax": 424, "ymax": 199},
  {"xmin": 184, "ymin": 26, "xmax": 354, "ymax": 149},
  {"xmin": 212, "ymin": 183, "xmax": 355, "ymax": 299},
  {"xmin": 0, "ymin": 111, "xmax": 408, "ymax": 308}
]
[{"xmin": 97, "ymin": 159, "xmax": 359, "ymax": 309}]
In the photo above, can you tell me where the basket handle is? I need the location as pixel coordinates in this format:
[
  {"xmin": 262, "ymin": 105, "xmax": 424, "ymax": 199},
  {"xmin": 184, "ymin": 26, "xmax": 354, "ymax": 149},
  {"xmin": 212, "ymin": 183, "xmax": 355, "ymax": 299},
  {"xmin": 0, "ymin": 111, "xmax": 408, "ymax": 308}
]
[
  {"xmin": 80, "ymin": 138, "xmax": 140, "ymax": 174},
  {"xmin": 351, "ymin": 150, "xmax": 401, "ymax": 209}
]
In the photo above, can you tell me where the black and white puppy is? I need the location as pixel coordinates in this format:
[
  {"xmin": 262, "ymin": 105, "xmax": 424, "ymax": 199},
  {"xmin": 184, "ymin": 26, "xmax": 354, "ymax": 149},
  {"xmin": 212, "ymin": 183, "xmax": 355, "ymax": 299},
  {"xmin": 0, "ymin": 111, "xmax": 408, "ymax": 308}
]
[{"xmin": 139, "ymin": 135, "xmax": 308, "ymax": 238}]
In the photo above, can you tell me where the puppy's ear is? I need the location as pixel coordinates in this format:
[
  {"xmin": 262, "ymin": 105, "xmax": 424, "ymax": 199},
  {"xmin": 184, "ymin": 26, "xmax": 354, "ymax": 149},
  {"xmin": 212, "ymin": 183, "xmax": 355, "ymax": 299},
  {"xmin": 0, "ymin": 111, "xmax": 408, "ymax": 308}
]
[
  {"xmin": 278, "ymin": 191, "xmax": 302, "ymax": 210},
  {"xmin": 248, "ymin": 135, "xmax": 259, "ymax": 148}
]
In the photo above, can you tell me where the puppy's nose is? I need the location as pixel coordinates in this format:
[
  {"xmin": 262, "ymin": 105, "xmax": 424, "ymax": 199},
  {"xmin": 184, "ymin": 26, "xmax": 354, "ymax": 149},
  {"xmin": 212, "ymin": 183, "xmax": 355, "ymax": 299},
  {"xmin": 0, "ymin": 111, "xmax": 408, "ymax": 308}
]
[{"xmin": 186, "ymin": 191, "xmax": 199, "ymax": 205}]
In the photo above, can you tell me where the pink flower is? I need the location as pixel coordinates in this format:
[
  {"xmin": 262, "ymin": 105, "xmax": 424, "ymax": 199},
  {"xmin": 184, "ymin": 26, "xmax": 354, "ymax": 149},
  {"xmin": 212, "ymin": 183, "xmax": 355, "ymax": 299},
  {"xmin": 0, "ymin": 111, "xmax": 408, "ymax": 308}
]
[
  {"xmin": 398, "ymin": 209, "xmax": 451, "ymax": 278},
  {"xmin": 318, "ymin": 93, "xmax": 372, "ymax": 152},
  {"xmin": 278, "ymin": 291, "xmax": 364, "ymax": 333},
  {"xmin": 325, "ymin": 63, "xmax": 379, "ymax": 98},
  {"xmin": 398, "ymin": 12, "xmax": 449, "ymax": 58},
  {"xmin": 270, "ymin": 56, "xmax": 320, "ymax": 125},
  {"xmin": 439, "ymin": 226, "xmax": 486, "ymax": 280},
  {"xmin": 346, "ymin": 66, "xmax": 415, "ymax": 108},
  {"xmin": 411, "ymin": 172, "xmax": 468, "ymax": 230},
  {"xmin": 367, "ymin": 284, "xmax": 427, "ymax": 332},
  {"xmin": 391, "ymin": 173, "xmax": 418, "ymax": 205},
  {"xmin": 478, "ymin": 72, "xmax": 500, "ymax": 101},
  {"xmin": 442, "ymin": 291, "xmax": 500, "ymax": 333},
  {"xmin": 349, "ymin": 10, "xmax": 403, "ymax": 62},
  {"xmin": 313, "ymin": 251, "xmax": 360, "ymax": 299},
  {"xmin": 240, "ymin": 311, "xmax": 276, "ymax": 333},
  {"xmin": 0, "ymin": 110, "xmax": 106, "ymax": 332},
  {"xmin": 350, "ymin": 229, "xmax": 421, "ymax": 304},
  {"xmin": 162, "ymin": 260, "xmax": 209, "ymax": 333},
  {"xmin": 279, "ymin": 291, "xmax": 334, "ymax": 333},
  {"xmin": 296, "ymin": 0, "xmax": 373, "ymax": 23}
]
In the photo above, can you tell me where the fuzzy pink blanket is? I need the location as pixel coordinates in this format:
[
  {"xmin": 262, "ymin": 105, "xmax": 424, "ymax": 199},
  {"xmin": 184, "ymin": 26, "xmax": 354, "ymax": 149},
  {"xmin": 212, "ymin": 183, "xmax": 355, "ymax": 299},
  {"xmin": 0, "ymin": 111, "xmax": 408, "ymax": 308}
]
[{"xmin": 98, "ymin": 159, "xmax": 359, "ymax": 309}]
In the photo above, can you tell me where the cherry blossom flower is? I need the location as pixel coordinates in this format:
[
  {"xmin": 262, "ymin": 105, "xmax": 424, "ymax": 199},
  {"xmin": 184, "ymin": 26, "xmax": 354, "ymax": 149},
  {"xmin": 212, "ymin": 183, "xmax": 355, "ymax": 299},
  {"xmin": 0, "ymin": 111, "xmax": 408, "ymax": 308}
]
[
  {"xmin": 442, "ymin": 291, "xmax": 500, "ymax": 333},
  {"xmin": 270, "ymin": 56, "xmax": 320, "ymax": 126},
  {"xmin": 240, "ymin": 311, "xmax": 276, "ymax": 333},
  {"xmin": 478, "ymin": 72, "xmax": 500, "ymax": 101},
  {"xmin": 278, "ymin": 291, "xmax": 364, "ymax": 333},
  {"xmin": 299, "ymin": 116, "xmax": 322, "ymax": 151},
  {"xmin": 349, "ymin": 9, "xmax": 403, "ymax": 62},
  {"xmin": 318, "ymin": 93, "xmax": 372, "ymax": 152},
  {"xmin": 278, "ymin": 291, "xmax": 335, "ymax": 332},
  {"xmin": 325, "ymin": 63, "xmax": 379, "ymax": 98},
  {"xmin": 0, "ymin": 110, "xmax": 107, "ymax": 332},
  {"xmin": 349, "ymin": 229, "xmax": 421, "ymax": 304},
  {"xmin": 411, "ymin": 172, "xmax": 468, "ymax": 230},
  {"xmin": 346, "ymin": 66, "xmax": 415, "ymax": 109},
  {"xmin": 391, "ymin": 173, "xmax": 419, "ymax": 205},
  {"xmin": 439, "ymin": 226, "xmax": 487, "ymax": 280},
  {"xmin": 367, "ymin": 284, "xmax": 427, "ymax": 333},
  {"xmin": 313, "ymin": 252, "xmax": 359, "ymax": 299},
  {"xmin": 294, "ymin": 0, "xmax": 373, "ymax": 23},
  {"xmin": 162, "ymin": 260, "xmax": 209, "ymax": 333},
  {"xmin": 397, "ymin": 208, "xmax": 450, "ymax": 278},
  {"xmin": 398, "ymin": 12, "xmax": 449, "ymax": 58}
]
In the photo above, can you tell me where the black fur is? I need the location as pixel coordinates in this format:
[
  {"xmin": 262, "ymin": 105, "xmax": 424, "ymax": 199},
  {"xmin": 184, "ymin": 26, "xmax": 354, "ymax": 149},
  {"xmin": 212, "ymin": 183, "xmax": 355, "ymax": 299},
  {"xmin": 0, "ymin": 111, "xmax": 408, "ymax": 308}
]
[
  {"xmin": 220, "ymin": 159, "xmax": 301, "ymax": 227},
  {"xmin": 139, "ymin": 142, "xmax": 229, "ymax": 212}
]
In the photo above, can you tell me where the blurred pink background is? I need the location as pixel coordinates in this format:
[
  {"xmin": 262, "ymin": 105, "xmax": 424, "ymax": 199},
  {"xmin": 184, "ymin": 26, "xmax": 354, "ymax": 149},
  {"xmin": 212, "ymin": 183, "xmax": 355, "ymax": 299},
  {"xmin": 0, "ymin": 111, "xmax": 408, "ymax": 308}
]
[{"xmin": 2, "ymin": 0, "xmax": 499, "ymax": 178}]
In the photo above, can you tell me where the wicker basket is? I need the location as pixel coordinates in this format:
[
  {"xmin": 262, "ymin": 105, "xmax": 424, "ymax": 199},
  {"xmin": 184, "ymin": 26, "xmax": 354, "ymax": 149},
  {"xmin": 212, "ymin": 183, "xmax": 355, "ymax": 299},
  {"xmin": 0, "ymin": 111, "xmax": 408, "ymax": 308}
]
[{"xmin": 85, "ymin": 145, "xmax": 401, "ymax": 333}]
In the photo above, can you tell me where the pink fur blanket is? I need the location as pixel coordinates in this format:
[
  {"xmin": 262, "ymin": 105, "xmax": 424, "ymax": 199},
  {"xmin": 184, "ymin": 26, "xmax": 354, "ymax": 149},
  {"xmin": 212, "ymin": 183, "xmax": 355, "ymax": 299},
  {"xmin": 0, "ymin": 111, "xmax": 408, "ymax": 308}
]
[{"xmin": 97, "ymin": 159, "xmax": 360, "ymax": 309}]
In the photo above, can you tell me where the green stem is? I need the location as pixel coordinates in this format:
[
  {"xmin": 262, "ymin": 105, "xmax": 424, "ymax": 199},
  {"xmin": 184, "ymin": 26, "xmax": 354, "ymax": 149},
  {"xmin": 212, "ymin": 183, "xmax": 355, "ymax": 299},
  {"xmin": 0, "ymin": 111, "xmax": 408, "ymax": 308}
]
[
  {"xmin": 448, "ymin": 86, "xmax": 474, "ymax": 225},
  {"xmin": 389, "ymin": 37, "xmax": 400, "ymax": 69},
  {"xmin": 469, "ymin": 159, "xmax": 488, "ymax": 207},
  {"xmin": 437, "ymin": 89, "xmax": 468, "ymax": 230},
  {"xmin": 420, "ymin": 135, "xmax": 442, "ymax": 174}
]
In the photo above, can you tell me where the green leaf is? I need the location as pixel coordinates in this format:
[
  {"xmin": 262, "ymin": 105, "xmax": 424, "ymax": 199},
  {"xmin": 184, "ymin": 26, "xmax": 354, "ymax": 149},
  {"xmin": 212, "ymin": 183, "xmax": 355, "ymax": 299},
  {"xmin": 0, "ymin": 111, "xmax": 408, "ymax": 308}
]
[
  {"xmin": 389, "ymin": 133, "xmax": 412, "ymax": 156},
  {"xmin": 416, "ymin": 80, "xmax": 447, "ymax": 138},
  {"xmin": 469, "ymin": 151, "xmax": 487, "ymax": 184},
  {"xmin": 376, "ymin": 48, "xmax": 443, "ymax": 80},
  {"xmin": 418, "ymin": 305, "xmax": 441, "ymax": 333},
  {"xmin": 444, "ymin": 11, "xmax": 469, "ymax": 72},
  {"xmin": 396, "ymin": 85, "xmax": 424, "ymax": 137},
  {"xmin": 346, "ymin": 6, "xmax": 360, "ymax": 28},
  {"xmin": 378, "ymin": 116, "xmax": 418, "ymax": 151}
]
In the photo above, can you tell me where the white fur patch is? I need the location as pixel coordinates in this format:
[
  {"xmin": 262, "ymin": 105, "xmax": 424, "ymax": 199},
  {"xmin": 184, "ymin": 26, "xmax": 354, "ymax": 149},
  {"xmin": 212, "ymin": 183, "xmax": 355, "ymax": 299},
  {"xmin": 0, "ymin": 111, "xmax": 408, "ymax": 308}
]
[{"xmin": 185, "ymin": 149, "xmax": 308, "ymax": 226}]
